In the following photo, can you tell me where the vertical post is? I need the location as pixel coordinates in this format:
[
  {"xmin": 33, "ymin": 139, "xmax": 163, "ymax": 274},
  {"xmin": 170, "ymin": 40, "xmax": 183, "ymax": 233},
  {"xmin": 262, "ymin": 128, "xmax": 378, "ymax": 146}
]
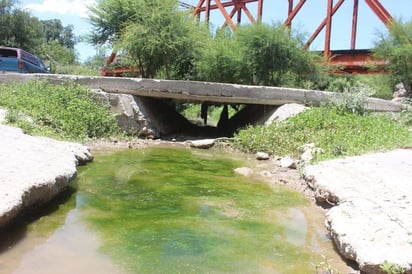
[
  {"xmin": 351, "ymin": 0, "xmax": 359, "ymax": 50},
  {"xmin": 325, "ymin": 0, "xmax": 333, "ymax": 58},
  {"xmin": 237, "ymin": 0, "xmax": 242, "ymax": 24},
  {"xmin": 257, "ymin": 0, "xmax": 263, "ymax": 23},
  {"xmin": 237, "ymin": 8, "xmax": 242, "ymax": 24},
  {"xmin": 288, "ymin": 0, "xmax": 294, "ymax": 15},
  {"xmin": 205, "ymin": 0, "xmax": 211, "ymax": 22}
]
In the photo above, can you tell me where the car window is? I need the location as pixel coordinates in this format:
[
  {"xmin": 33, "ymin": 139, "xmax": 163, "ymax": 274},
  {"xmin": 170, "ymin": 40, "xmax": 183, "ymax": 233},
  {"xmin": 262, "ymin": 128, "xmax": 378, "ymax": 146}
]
[
  {"xmin": 0, "ymin": 49, "xmax": 18, "ymax": 58},
  {"xmin": 21, "ymin": 51, "xmax": 40, "ymax": 66}
]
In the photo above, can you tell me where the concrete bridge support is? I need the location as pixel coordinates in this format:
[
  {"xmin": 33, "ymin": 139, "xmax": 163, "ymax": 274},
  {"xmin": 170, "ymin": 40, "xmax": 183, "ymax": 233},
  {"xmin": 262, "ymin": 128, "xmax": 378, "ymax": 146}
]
[
  {"xmin": 91, "ymin": 90, "xmax": 196, "ymax": 138},
  {"xmin": 91, "ymin": 88, "xmax": 280, "ymax": 138}
]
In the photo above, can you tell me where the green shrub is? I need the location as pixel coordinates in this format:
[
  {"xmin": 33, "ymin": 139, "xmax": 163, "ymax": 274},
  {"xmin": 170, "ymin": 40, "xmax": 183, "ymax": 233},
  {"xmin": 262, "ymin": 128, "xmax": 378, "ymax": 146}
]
[
  {"xmin": 0, "ymin": 80, "xmax": 121, "ymax": 141},
  {"xmin": 234, "ymin": 106, "xmax": 412, "ymax": 161},
  {"xmin": 329, "ymin": 82, "xmax": 375, "ymax": 115}
]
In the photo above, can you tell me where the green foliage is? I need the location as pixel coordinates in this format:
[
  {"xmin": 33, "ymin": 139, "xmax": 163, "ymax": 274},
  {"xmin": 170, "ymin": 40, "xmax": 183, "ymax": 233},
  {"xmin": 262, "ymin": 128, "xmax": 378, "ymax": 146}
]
[
  {"xmin": 313, "ymin": 74, "xmax": 393, "ymax": 100},
  {"xmin": 194, "ymin": 23, "xmax": 321, "ymax": 87},
  {"xmin": 39, "ymin": 41, "xmax": 77, "ymax": 68},
  {"xmin": 329, "ymin": 82, "xmax": 375, "ymax": 115},
  {"xmin": 118, "ymin": 0, "xmax": 207, "ymax": 79},
  {"xmin": 380, "ymin": 261, "xmax": 406, "ymax": 274},
  {"xmin": 234, "ymin": 106, "xmax": 412, "ymax": 161},
  {"xmin": 180, "ymin": 103, "xmax": 238, "ymax": 125},
  {"xmin": 399, "ymin": 99, "xmax": 412, "ymax": 126},
  {"xmin": 41, "ymin": 19, "xmax": 76, "ymax": 49},
  {"xmin": 0, "ymin": 0, "xmax": 43, "ymax": 52},
  {"xmin": 374, "ymin": 20, "xmax": 412, "ymax": 95},
  {"xmin": 0, "ymin": 80, "xmax": 121, "ymax": 141},
  {"xmin": 0, "ymin": 1, "xmax": 77, "ymax": 63},
  {"xmin": 356, "ymin": 74, "xmax": 393, "ymax": 100},
  {"xmin": 83, "ymin": 47, "xmax": 109, "ymax": 71},
  {"xmin": 194, "ymin": 30, "xmax": 244, "ymax": 83},
  {"xmin": 236, "ymin": 23, "xmax": 321, "ymax": 87},
  {"xmin": 90, "ymin": 0, "xmax": 208, "ymax": 79},
  {"xmin": 89, "ymin": 0, "xmax": 139, "ymax": 45}
]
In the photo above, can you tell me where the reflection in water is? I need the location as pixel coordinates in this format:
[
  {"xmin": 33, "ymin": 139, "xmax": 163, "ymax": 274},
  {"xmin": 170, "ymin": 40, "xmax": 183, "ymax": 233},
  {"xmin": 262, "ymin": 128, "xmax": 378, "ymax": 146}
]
[
  {"xmin": 13, "ymin": 208, "xmax": 123, "ymax": 274},
  {"xmin": 0, "ymin": 147, "xmax": 352, "ymax": 273},
  {"xmin": 0, "ymin": 188, "xmax": 125, "ymax": 274}
]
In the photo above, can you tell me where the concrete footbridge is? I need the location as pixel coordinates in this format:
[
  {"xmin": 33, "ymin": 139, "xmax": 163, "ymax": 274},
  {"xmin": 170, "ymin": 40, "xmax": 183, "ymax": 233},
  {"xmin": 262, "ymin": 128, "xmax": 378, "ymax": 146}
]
[{"xmin": 0, "ymin": 73, "xmax": 401, "ymax": 138}]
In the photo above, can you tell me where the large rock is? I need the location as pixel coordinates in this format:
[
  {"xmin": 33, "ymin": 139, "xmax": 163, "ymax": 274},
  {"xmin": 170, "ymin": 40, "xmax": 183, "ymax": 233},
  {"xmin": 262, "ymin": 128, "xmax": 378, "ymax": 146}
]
[
  {"xmin": 304, "ymin": 149, "xmax": 412, "ymax": 273},
  {"xmin": 91, "ymin": 90, "xmax": 155, "ymax": 137},
  {"xmin": 189, "ymin": 139, "xmax": 215, "ymax": 149},
  {"xmin": 0, "ymin": 125, "xmax": 93, "ymax": 228},
  {"xmin": 265, "ymin": 103, "xmax": 308, "ymax": 125}
]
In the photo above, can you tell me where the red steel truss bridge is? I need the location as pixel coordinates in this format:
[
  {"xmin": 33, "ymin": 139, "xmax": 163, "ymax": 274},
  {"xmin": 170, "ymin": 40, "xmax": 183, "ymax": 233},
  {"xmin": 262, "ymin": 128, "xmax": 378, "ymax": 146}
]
[
  {"xmin": 102, "ymin": 0, "xmax": 396, "ymax": 76},
  {"xmin": 191, "ymin": 0, "xmax": 395, "ymax": 74}
]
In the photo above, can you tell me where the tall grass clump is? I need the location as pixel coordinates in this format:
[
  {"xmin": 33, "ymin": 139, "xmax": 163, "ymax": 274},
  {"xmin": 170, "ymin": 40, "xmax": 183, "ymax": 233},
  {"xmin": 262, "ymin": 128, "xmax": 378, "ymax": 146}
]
[
  {"xmin": 234, "ymin": 107, "xmax": 412, "ymax": 161},
  {"xmin": 234, "ymin": 85, "xmax": 412, "ymax": 162},
  {"xmin": 0, "ymin": 80, "xmax": 121, "ymax": 141}
]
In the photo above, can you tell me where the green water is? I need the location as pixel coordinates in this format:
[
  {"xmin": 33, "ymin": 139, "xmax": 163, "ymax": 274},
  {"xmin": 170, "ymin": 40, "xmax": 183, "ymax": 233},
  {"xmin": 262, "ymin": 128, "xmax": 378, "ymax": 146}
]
[{"xmin": 74, "ymin": 147, "xmax": 324, "ymax": 273}]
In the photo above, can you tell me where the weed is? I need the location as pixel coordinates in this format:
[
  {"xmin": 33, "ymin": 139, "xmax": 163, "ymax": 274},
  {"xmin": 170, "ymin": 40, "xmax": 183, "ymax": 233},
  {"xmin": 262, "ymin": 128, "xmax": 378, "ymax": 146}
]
[
  {"xmin": 234, "ymin": 106, "xmax": 412, "ymax": 162},
  {"xmin": 330, "ymin": 82, "xmax": 375, "ymax": 115},
  {"xmin": 0, "ymin": 80, "xmax": 121, "ymax": 141},
  {"xmin": 313, "ymin": 255, "xmax": 340, "ymax": 274},
  {"xmin": 380, "ymin": 261, "xmax": 406, "ymax": 274}
]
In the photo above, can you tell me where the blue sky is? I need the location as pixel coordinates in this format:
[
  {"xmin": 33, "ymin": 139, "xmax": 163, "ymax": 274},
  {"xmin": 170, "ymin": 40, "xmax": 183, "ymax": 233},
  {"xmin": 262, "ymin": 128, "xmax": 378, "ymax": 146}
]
[{"xmin": 19, "ymin": 0, "xmax": 411, "ymax": 62}]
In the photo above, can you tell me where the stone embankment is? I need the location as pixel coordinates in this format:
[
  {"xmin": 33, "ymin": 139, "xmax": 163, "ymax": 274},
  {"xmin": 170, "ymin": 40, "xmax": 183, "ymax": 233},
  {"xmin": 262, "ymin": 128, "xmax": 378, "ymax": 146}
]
[
  {"xmin": 305, "ymin": 150, "xmax": 412, "ymax": 274},
  {"xmin": 0, "ymin": 123, "xmax": 92, "ymax": 228}
]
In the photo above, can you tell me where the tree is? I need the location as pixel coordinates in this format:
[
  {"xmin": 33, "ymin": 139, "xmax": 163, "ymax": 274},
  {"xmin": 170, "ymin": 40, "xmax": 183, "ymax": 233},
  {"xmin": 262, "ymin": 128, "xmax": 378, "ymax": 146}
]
[
  {"xmin": 89, "ymin": 0, "xmax": 139, "ymax": 45},
  {"xmin": 42, "ymin": 19, "xmax": 63, "ymax": 44},
  {"xmin": 0, "ymin": 0, "xmax": 15, "ymax": 45},
  {"xmin": 41, "ymin": 19, "xmax": 76, "ymax": 49},
  {"xmin": 89, "ymin": 0, "xmax": 208, "ymax": 79},
  {"xmin": 193, "ymin": 23, "xmax": 321, "ymax": 87},
  {"xmin": 235, "ymin": 23, "xmax": 320, "ymax": 87},
  {"xmin": 0, "ymin": 0, "xmax": 43, "ymax": 52},
  {"xmin": 194, "ymin": 29, "xmax": 245, "ymax": 83},
  {"xmin": 374, "ymin": 20, "xmax": 412, "ymax": 95}
]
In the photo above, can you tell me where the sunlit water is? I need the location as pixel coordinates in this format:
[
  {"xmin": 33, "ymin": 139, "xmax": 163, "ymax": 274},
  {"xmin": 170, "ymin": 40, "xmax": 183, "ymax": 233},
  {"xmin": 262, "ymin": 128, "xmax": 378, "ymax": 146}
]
[{"xmin": 0, "ymin": 147, "xmax": 351, "ymax": 273}]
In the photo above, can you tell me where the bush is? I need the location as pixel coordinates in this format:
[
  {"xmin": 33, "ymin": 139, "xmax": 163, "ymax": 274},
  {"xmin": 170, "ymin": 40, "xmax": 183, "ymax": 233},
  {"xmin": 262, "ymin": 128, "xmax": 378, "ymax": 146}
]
[
  {"xmin": 0, "ymin": 80, "xmax": 121, "ymax": 141},
  {"xmin": 329, "ymin": 82, "xmax": 375, "ymax": 115},
  {"xmin": 234, "ymin": 106, "xmax": 412, "ymax": 162},
  {"xmin": 374, "ymin": 20, "xmax": 412, "ymax": 95}
]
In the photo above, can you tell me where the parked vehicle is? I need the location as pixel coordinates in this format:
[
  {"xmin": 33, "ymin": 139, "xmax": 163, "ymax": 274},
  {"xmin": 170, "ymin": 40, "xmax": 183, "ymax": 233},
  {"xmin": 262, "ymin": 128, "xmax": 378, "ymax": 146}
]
[{"xmin": 0, "ymin": 46, "xmax": 48, "ymax": 73}]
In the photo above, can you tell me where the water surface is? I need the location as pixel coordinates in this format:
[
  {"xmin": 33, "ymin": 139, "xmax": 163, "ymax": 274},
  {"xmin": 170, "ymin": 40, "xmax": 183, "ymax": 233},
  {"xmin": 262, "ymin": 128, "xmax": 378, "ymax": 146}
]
[
  {"xmin": 0, "ymin": 146, "xmax": 350, "ymax": 273},
  {"xmin": 76, "ymin": 147, "xmax": 327, "ymax": 273}
]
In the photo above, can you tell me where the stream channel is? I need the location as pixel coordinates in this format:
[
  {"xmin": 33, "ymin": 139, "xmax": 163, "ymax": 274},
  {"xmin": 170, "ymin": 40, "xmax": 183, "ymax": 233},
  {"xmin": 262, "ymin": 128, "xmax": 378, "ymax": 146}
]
[{"xmin": 0, "ymin": 146, "xmax": 352, "ymax": 273}]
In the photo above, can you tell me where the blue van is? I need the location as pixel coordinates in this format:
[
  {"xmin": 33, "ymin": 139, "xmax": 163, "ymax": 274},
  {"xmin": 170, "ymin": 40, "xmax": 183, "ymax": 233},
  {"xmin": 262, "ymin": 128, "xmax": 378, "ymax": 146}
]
[{"xmin": 0, "ymin": 46, "xmax": 48, "ymax": 73}]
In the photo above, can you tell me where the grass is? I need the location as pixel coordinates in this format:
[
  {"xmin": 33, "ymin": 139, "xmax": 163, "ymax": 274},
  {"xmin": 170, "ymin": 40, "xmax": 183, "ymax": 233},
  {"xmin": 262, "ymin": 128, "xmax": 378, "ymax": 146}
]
[
  {"xmin": 0, "ymin": 80, "xmax": 121, "ymax": 141},
  {"xmin": 180, "ymin": 103, "xmax": 238, "ymax": 126},
  {"xmin": 234, "ymin": 105, "xmax": 412, "ymax": 162}
]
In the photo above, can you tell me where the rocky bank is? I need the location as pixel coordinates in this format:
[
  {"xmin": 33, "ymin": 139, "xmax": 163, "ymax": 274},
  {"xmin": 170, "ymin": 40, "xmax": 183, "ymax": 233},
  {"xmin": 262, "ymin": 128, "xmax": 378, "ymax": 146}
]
[
  {"xmin": 0, "ymin": 124, "xmax": 92, "ymax": 228},
  {"xmin": 305, "ymin": 149, "xmax": 412, "ymax": 273}
]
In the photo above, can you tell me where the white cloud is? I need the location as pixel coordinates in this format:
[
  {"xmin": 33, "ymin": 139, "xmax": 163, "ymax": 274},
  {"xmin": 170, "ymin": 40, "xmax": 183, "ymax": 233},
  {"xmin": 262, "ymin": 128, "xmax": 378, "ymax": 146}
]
[{"xmin": 25, "ymin": 0, "xmax": 96, "ymax": 18}]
